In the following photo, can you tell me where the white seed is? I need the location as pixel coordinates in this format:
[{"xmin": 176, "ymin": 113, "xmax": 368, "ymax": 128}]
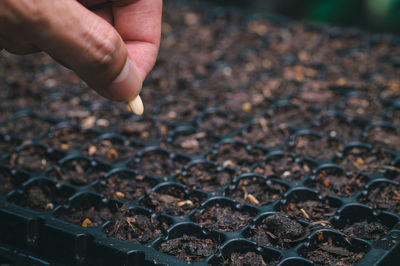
[{"xmin": 128, "ymin": 95, "xmax": 144, "ymax": 116}]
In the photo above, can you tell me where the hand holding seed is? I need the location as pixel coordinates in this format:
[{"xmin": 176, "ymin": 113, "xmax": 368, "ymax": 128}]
[{"xmin": 0, "ymin": 0, "xmax": 162, "ymax": 107}]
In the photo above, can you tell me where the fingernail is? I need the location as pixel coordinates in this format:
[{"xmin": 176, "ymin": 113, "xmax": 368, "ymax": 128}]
[{"xmin": 107, "ymin": 58, "xmax": 143, "ymax": 101}]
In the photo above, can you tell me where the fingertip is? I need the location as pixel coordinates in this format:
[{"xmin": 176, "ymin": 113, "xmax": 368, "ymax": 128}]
[{"xmin": 105, "ymin": 57, "xmax": 143, "ymax": 101}]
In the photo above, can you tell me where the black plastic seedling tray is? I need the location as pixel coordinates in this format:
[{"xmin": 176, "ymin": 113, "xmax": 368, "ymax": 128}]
[{"xmin": 1, "ymin": 0, "xmax": 400, "ymax": 265}]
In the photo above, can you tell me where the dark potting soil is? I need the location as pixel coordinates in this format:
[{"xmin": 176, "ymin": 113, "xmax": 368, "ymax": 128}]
[
  {"xmin": 39, "ymin": 126, "xmax": 99, "ymax": 151},
  {"xmin": 139, "ymin": 186, "xmax": 205, "ymax": 216},
  {"xmin": 11, "ymin": 185, "xmax": 68, "ymax": 211},
  {"xmin": 193, "ymin": 204, "xmax": 254, "ymax": 232},
  {"xmin": 5, "ymin": 146, "xmax": 57, "ymax": 172},
  {"xmin": 0, "ymin": 169, "xmax": 26, "ymax": 195},
  {"xmin": 340, "ymin": 221, "xmax": 389, "ymax": 240},
  {"xmin": 358, "ymin": 183, "xmax": 400, "ymax": 213},
  {"xmin": 303, "ymin": 235, "xmax": 365, "ymax": 266},
  {"xmin": 206, "ymin": 142, "xmax": 265, "ymax": 173},
  {"xmin": 197, "ymin": 112, "xmax": 249, "ymax": 136},
  {"xmin": 158, "ymin": 234, "xmax": 220, "ymax": 263},
  {"xmin": 104, "ymin": 203, "xmax": 169, "ymax": 244},
  {"xmin": 161, "ymin": 131, "xmax": 221, "ymax": 156},
  {"xmin": 246, "ymin": 214, "xmax": 308, "ymax": 249},
  {"xmin": 128, "ymin": 152, "xmax": 189, "ymax": 178},
  {"xmin": 336, "ymin": 148, "xmax": 394, "ymax": 175},
  {"xmin": 175, "ymin": 163, "xmax": 233, "ymax": 192},
  {"xmin": 309, "ymin": 113, "xmax": 365, "ymax": 140},
  {"xmin": 0, "ymin": 115, "xmax": 55, "ymax": 140},
  {"xmin": 253, "ymin": 154, "xmax": 313, "ymax": 182},
  {"xmin": 235, "ymin": 118, "xmax": 291, "ymax": 148},
  {"xmin": 118, "ymin": 117, "xmax": 172, "ymax": 145},
  {"xmin": 81, "ymin": 139, "xmax": 139, "ymax": 164},
  {"xmin": 91, "ymin": 171, "xmax": 157, "ymax": 201},
  {"xmin": 224, "ymin": 177, "xmax": 287, "ymax": 206},
  {"xmin": 220, "ymin": 251, "xmax": 273, "ymax": 266},
  {"xmin": 284, "ymin": 135, "xmax": 343, "ymax": 161},
  {"xmin": 306, "ymin": 170, "xmax": 368, "ymax": 197},
  {"xmin": 363, "ymin": 126, "xmax": 400, "ymax": 151},
  {"xmin": 277, "ymin": 199, "xmax": 338, "ymax": 222},
  {"xmin": 45, "ymin": 158, "xmax": 107, "ymax": 186},
  {"xmin": 56, "ymin": 204, "xmax": 114, "ymax": 228}
]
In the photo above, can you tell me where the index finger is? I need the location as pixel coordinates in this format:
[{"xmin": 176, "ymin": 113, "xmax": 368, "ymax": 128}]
[{"xmin": 113, "ymin": 0, "xmax": 162, "ymax": 80}]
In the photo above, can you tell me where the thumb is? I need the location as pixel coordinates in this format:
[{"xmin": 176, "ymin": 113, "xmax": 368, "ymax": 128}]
[{"xmin": 30, "ymin": 0, "xmax": 142, "ymax": 101}]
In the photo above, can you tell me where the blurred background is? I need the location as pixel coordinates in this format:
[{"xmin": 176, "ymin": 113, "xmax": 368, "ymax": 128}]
[{"xmin": 206, "ymin": 0, "xmax": 400, "ymax": 34}]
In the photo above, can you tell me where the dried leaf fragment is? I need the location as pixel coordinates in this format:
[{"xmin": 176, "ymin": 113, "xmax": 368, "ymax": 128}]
[{"xmin": 82, "ymin": 218, "xmax": 92, "ymax": 227}]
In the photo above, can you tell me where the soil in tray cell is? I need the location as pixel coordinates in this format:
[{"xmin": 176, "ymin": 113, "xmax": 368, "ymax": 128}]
[
  {"xmin": 159, "ymin": 234, "xmax": 219, "ymax": 263},
  {"xmin": 246, "ymin": 214, "xmax": 308, "ymax": 249},
  {"xmin": 118, "ymin": 117, "xmax": 171, "ymax": 144},
  {"xmin": 284, "ymin": 135, "xmax": 343, "ymax": 161},
  {"xmin": 0, "ymin": 137, "xmax": 20, "ymax": 154},
  {"xmin": 310, "ymin": 114, "xmax": 364, "ymax": 139},
  {"xmin": 197, "ymin": 112, "xmax": 249, "ymax": 136},
  {"xmin": 206, "ymin": 143, "xmax": 265, "ymax": 172},
  {"xmin": 277, "ymin": 199, "xmax": 339, "ymax": 222},
  {"xmin": 82, "ymin": 139, "xmax": 139, "ymax": 164},
  {"xmin": 303, "ymin": 235, "xmax": 365, "ymax": 266},
  {"xmin": 161, "ymin": 131, "xmax": 220, "ymax": 156},
  {"xmin": 46, "ymin": 158, "xmax": 107, "ymax": 186},
  {"xmin": 193, "ymin": 204, "xmax": 254, "ymax": 232},
  {"xmin": 341, "ymin": 93, "xmax": 385, "ymax": 120},
  {"xmin": 306, "ymin": 170, "xmax": 368, "ymax": 198},
  {"xmin": 339, "ymin": 221, "xmax": 389, "ymax": 240},
  {"xmin": 0, "ymin": 115, "xmax": 55, "ymax": 140},
  {"xmin": 92, "ymin": 171, "xmax": 157, "ymax": 201},
  {"xmin": 176, "ymin": 163, "xmax": 234, "ymax": 192},
  {"xmin": 363, "ymin": 126, "xmax": 400, "ymax": 151},
  {"xmin": 220, "ymin": 251, "xmax": 274, "ymax": 266},
  {"xmin": 336, "ymin": 148, "xmax": 395, "ymax": 175},
  {"xmin": 224, "ymin": 177, "xmax": 287, "ymax": 206},
  {"xmin": 128, "ymin": 152, "xmax": 188, "ymax": 178},
  {"xmin": 139, "ymin": 186, "xmax": 205, "ymax": 216},
  {"xmin": 11, "ymin": 185, "xmax": 69, "ymax": 212},
  {"xmin": 104, "ymin": 204, "xmax": 169, "ymax": 244},
  {"xmin": 57, "ymin": 203, "xmax": 114, "ymax": 228},
  {"xmin": 358, "ymin": 183, "xmax": 400, "ymax": 213},
  {"xmin": 0, "ymin": 169, "xmax": 26, "ymax": 195},
  {"xmin": 267, "ymin": 105, "xmax": 318, "ymax": 129},
  {"xmin": 39, "ymin": 126, "xmax": 98, "ymax": 151},
  {"xmin": 154, "ymin": 96, "xmax": 201, "ymax": 124},
  {"xmin": 5, "ymin": 146, "xmax": 57, "ymax": 172},
  {"xmin": 234, "ymin": 118, "xmax": 291, "ymax": 148},
  {"xmin": 253, "ymin": 155, "xmax": 313, "ymax": 182}
]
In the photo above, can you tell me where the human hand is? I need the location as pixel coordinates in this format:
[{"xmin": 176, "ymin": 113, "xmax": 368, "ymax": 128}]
[{"xmin": 0, "ymin": 0, "xmax": 162, "ymax": 101}]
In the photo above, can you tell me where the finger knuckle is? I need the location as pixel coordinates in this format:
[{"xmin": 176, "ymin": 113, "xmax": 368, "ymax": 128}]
[{"xmin": 91, "ymin": 30, "xmax": 120, "ymax": 69}]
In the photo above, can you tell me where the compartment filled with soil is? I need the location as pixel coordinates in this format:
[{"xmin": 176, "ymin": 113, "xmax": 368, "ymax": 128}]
[
  {"xmin": 45, "ymin": 157, "xmax": 109, "ymax": 186},
  {"xmin": 192, "ymin": 202, "xmax": 256, "ymax": 232},
  {"xmin": 276, "ymin": 190, "xmax": 341, "ymax": 222},
  {"xmin": 175, "ymin": 161, "xmax": 235, "ymax": 192},
  {"xmin": 223, "ymin": 175, "xmax": 287, "ymax": 206},
  {"xmin": 104, "ymin": 203, "xmax": 170, "ymax": 244},
  {"xmin": 300, "ymin": 231, "xmax": 368, "ymax": 266},
  {"xmin": 139, "ymin": 185, "xmax": 206, "ymax": 216},
  {"xmin": 91, "ymin": 170, "xmax": 158, "ymax": 201},
  {"xmin": 252, "ymin": 152, "xmax": 315, "ymax": 182},
  {"xmin": 245, "ymin": 214, "xmax": 308, "ymax": 249},
  {"xmin": 358, "ymin": 182, "xmax": 400, "ymax": 213},
  {"xmin": 128, "ymin": 149, "xmax": 189, "ymax": 178},
  {"xmin": 158, "ymin": 234, "xmax": 219, "ymax": 263},
  {"xmin": 305, "ymin": 167, "xmax": 369, "ymax": 198},
  {"xmin": 206, "ymin": 141, "xmax": 265, "ymax": 173},
  {"xmin": 7, "ymin": 179, "xmax": 74, "ymax": 211}
]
